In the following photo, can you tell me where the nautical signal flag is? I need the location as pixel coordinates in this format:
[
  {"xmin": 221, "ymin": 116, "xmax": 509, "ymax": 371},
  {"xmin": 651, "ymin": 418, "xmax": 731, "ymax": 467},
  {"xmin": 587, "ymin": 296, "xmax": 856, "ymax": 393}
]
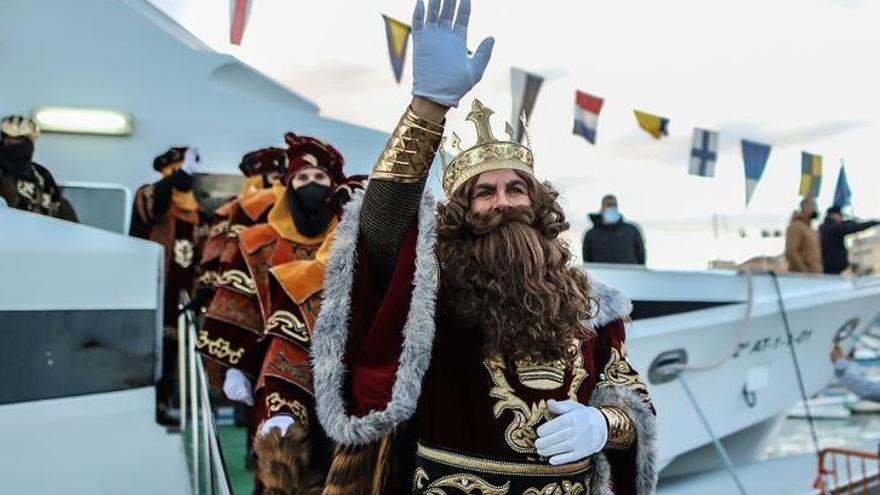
[
  {"xmin": 510, "ymin": 68, "xmax": 544, "ymax": 143},
  {"xmin": 573, "ymin": 91, "xmax": 604, "ymax": 144},
  {"xmin": 382, "ymin": 15, "xmax": 411, "ymax": 83},
  {"xmin": 741, "ymin": 140, "xmax": 772, "ymax": 206},
  {"xmin": 689, "ymin": 128, "xmax": 719, "ymax": 177},
  {"xmin": 833, "ymin": 160, "xmax": 852, "ymax": 208},
  {"xmin": 799, "ymin": 151, "xmax": 823, "ymax": 198},
  {"xmin": 634, "ymin": 110, "xmax": 669, "ymax": 140},
  {"xmin": 230, "ymin": 0, "xmax": 252, "ymax": 45}
]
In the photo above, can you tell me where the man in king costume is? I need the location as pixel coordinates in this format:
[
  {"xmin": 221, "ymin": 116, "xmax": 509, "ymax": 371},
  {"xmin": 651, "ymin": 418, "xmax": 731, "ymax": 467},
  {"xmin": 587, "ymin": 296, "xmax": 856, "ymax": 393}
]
[{"xmin": 311, "ymin": 1, "xmax": 658, "ymax": 493}]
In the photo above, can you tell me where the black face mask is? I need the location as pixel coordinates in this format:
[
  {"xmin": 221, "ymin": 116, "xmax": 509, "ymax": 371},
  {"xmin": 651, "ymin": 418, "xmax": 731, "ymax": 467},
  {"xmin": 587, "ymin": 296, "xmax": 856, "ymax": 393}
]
[
  {"xmin": 287, "ymin": 182, "xmax": 334, "ymax": 237},
  {"xmin": 0, "ymin": 139, "xmax": 35, "ymax": 179},
  {"xmin": 171, "ymin": 169, "xmax": 193, "ymax": 192}
]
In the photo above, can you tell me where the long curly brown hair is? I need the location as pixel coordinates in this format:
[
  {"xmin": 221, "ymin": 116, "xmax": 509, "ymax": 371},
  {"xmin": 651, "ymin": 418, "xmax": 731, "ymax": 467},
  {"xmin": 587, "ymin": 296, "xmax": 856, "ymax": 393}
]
[{"xmin": 436, "ymin": 172, "xmax": 594, "ymax": 364}]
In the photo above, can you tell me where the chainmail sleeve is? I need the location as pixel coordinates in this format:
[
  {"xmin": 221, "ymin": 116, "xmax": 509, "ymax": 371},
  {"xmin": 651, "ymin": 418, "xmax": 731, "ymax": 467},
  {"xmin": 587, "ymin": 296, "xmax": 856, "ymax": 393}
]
[
  {"xmin": 360, "ymin": 179, "xmax": 427, "ymax": 290},
  {"xmin": 359, "ymin": 107, "xmax": 444, "ymax": 290}
]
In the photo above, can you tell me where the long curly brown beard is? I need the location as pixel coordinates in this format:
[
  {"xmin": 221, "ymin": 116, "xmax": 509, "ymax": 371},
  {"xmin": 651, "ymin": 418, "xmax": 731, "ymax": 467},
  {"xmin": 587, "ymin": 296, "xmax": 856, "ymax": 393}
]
[{"xmin": 436, "ymin": 174, "xmax": 594, "ymax": 364}]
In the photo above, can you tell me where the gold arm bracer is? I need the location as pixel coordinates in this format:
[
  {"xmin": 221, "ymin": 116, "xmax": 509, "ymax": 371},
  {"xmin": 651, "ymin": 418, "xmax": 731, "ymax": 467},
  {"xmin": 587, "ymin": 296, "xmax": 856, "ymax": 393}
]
[
  {"xmin": 371, "ymin": 106, "xmax": 444, "ymax": 183},
  {"xmin": 599, "ymin": 406, "xmax": 636, "ymax": 450}
]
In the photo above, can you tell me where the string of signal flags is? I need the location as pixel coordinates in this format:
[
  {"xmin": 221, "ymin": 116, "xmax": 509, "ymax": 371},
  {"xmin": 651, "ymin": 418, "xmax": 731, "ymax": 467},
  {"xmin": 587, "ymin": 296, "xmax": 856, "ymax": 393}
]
[
  {"xmin": 381, "ymin": 14, "xmax": 853, "ymax": 210},
  {"xmin": 570, "ymin": 82, "xmax": 851, "ymax": 209}
]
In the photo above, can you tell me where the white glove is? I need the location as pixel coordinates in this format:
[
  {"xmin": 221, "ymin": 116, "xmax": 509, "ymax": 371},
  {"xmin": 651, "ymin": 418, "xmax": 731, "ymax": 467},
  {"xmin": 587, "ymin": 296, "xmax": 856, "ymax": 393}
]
[
  {"xmin": 222, "ymin": 368, "xmax": 254, "ymax": 406},
  {"xmin": 411, "ymin": 0, "xmax": 495, "ymax": 108},
  {"xmin": 181, "ymin": 146, "xmax": 201, "ymax": 175},
  {"xmin": 535, "ymin": 399, "xmax": 608, "ymax": 466},
  {"xmin": 258, "ymin": 415, "xmax": 296, "ymax": 437}
]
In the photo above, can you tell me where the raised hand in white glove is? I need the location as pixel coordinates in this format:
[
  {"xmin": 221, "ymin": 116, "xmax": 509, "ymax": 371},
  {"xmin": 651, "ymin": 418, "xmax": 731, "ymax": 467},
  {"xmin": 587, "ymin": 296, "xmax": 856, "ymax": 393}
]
[
  {"xmin": 535, "ymin": 399, "xmax": 608, "ymax": 466},
  {"xmin": 258, "ymin": 415, "xmax": 296, "ymax": 437},
  {"xmin": 181, "ymin": 146, "xmax": 201, "ymax": 175},
  {"xmin": 222, "ymin": 368, "xmax": 254, "ymax": 406},
  {"xmin": 411, "ymin": 0, "xmax": 495, "ymax": 108}
]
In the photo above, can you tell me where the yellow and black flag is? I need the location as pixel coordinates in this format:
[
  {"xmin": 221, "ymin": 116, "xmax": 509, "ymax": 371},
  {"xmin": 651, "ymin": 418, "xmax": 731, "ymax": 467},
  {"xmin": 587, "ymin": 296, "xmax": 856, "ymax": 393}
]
[
  {"xmin": 799, "ymin": 151, "xmax": 823, "ymax": 198},
  {"xmin": 634, "ymin": 110, "xmax": 670, "ymax": 140},
  {"xmin": 383, "ymin": 15, "xmax": 411, "ymax": 84}
]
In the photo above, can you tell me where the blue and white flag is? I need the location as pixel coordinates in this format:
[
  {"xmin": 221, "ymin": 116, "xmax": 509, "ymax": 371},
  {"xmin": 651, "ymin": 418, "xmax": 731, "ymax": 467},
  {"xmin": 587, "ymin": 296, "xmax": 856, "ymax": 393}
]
[
  {"xmin": 689, "ymin": 128, "xmax": 719, "ymax": 177},
  {"xmin": 741, "ymin": 139, "xmax": 772, "ymax": 206},
  {"xmin": 833, "ymin": 160, "xmax": 852, "ymax": 208}
]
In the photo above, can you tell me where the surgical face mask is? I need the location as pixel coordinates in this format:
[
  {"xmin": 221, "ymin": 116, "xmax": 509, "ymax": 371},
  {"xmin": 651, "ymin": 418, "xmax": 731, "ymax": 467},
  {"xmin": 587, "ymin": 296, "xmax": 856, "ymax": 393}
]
[{"xmin": 602, "ymin": 207, "xmax": 621, "ymax": 224}]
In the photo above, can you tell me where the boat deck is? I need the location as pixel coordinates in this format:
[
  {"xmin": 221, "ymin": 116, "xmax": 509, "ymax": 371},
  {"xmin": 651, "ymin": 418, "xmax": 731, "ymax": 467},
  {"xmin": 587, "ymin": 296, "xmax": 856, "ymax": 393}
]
[
  {"xmin": 216, "ymin": 426, "xmax": 253, "ymax": 495},
  {"xmin": 660, "ymin": 442, "xmax": 880, "ymax": 495}
]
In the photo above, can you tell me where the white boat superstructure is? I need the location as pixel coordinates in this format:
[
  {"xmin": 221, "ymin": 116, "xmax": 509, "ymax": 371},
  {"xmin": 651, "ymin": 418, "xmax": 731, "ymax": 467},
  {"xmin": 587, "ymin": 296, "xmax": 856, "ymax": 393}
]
[{"xmin": 0, "ymin": 207, "xmax": 191, "ymax": 495}]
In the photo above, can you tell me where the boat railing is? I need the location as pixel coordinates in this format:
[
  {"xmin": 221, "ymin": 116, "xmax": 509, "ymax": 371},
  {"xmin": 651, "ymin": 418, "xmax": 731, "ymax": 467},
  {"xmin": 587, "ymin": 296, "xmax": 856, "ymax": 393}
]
[
  {"xmin": 814, "ymin": 446, "xmax": 880, "ymax": 495},
  {"xmin": 178, "ymin": 291, "xmax": 233, "ymax": 495}
]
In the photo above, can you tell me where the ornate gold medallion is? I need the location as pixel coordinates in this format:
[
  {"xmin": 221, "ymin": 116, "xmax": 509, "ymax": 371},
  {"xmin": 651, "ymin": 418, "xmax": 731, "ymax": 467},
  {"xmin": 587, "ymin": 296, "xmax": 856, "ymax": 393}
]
[{"xmin": 173, "ymin": 238, "xmax": 194, "ymax": 268}]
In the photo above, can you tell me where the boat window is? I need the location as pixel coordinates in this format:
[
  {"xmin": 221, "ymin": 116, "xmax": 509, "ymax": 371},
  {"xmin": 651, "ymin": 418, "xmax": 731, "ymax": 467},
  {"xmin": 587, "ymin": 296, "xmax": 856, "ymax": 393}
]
[
  {"xmin": 59, "ymin": 182, "xmax": 132, "ymax": 234},
  {"xmin": 0, "ymin": 309, "xmax": 157, "ymax": 405}
]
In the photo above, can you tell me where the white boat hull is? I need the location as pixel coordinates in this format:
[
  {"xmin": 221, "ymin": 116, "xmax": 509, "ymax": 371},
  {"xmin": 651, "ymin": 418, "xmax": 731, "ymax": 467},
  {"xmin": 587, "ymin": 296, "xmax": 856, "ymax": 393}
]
[{"xmin": 588, "ymin": 264, "xmax": 880, "ymax": 475}]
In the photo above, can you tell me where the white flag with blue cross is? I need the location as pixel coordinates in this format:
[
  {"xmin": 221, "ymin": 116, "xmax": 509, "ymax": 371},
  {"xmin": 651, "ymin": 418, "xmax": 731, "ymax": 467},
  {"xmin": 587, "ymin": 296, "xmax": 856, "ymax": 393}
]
[{"xmin": 689, "ymin": 128, "xmax": 719, "ymax": 177}]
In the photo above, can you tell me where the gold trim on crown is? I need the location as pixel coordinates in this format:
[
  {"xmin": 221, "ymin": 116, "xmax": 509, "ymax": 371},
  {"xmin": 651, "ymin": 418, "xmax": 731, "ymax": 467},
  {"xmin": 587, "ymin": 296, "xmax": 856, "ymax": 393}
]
[{"xmin": 441, "ymin": 99, "xmax": 534, "ymax": 197}]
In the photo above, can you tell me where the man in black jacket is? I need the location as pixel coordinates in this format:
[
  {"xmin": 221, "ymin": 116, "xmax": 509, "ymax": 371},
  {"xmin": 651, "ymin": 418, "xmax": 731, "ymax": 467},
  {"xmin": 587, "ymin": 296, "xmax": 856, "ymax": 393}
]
[
  {"xmin": 582, "ymin": 194, "xmax": 646, "ymax": 265},
  {"xmin": 819, "ymin": 205, "xmax": 879, "ymax": 274}
]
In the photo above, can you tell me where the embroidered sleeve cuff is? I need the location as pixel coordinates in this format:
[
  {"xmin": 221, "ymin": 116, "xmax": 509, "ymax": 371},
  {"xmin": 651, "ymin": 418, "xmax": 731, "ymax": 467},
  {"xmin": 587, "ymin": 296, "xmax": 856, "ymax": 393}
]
[
  {"xmin": 263, "ymin": 390, "xmax": 310, "ymax": 429},
  {"xmin": 371, "ymin": 106, "xmax": 444, "ymax": 183}
]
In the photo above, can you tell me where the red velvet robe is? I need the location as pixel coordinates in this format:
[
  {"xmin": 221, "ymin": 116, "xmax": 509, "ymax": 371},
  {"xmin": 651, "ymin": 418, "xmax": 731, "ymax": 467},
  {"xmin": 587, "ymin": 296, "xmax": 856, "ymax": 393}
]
[{"xmin": 312, "ymin": 191, "xmax": 658, "ymax": 495}]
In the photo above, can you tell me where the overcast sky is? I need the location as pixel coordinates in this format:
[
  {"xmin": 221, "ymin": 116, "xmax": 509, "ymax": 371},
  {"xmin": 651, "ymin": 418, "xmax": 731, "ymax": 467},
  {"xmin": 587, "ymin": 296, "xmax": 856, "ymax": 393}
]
[{"xmin": 149, "ymin": 0, "xmax": 880, "ymax": 268}]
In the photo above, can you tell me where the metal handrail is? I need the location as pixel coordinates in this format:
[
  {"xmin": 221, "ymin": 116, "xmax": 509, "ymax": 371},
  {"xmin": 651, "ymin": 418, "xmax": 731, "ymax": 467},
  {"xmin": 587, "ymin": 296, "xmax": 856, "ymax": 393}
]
[
  {"xmin": 814, "ymin": 446, "xmax": 880, "ymax": 495},
  {"xmin": 178, "ymin": 291, "xmax": 233, "ymax": 495}
]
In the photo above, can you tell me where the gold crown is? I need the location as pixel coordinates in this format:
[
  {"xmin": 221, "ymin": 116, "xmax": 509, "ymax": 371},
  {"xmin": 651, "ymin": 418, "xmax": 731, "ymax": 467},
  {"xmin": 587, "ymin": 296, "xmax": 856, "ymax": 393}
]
[
  {"xmin": 1, "ymin": 115, "xmax": 40, "ymax": 142},
  {"xmin": 515, "ymin": 358, "xmax": 566, "ymax": 390},
  {"xmin": 440, "ymin": 99, "xmax": 534, "ymax": 197}
]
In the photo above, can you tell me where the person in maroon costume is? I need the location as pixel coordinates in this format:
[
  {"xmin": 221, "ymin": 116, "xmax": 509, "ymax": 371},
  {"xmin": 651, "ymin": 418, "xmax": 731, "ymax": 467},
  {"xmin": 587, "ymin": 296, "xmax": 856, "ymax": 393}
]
[
  {"xmin": 196, "ymin": 134, "xmax": 364, "ymax": 495},
  {"xmin": 310, "ymin": 1, "xmax": 658, "ymax": 494},
  {"xmin": 131, "ymin": 146, "xmax": 208, "ymax": 424},
  {"xmin": 195, "ymin": 147, "xmax": 287, "ymax": 314}
]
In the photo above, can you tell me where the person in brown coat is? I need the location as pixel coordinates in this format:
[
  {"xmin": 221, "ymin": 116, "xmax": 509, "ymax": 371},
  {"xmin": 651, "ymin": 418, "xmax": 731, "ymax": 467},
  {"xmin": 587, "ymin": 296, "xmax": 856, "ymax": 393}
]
[{"xmin": 785, "ymin": 196, "xmax": 823, "ymax": 273}]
